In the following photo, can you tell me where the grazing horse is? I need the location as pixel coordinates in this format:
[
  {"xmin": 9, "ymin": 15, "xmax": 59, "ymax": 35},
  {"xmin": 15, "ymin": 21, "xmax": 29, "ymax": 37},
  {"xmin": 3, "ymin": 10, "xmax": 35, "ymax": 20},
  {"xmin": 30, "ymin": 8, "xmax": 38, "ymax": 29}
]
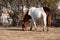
[{"xmin": 22, "ymin": 6, "xmax": 51, "ymax": 31}]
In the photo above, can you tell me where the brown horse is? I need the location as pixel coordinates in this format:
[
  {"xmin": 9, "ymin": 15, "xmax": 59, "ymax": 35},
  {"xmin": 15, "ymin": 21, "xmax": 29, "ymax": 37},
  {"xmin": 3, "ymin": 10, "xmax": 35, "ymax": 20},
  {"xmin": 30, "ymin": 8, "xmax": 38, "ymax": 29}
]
[{"xmin": 22, "ymin": 6, "xmax": 51, "ymax": 31}]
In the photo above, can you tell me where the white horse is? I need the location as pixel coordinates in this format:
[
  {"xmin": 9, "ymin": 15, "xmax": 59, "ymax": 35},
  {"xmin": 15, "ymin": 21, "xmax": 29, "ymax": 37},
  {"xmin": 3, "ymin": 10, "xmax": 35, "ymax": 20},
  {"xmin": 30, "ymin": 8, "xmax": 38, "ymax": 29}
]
[
  {"xmin": 22, "ymin": 6, "xmax": 50, "ymax": 31},
  {"xmin": 29, "ymin": 7, "xmax": 47, "ymax": 31}
]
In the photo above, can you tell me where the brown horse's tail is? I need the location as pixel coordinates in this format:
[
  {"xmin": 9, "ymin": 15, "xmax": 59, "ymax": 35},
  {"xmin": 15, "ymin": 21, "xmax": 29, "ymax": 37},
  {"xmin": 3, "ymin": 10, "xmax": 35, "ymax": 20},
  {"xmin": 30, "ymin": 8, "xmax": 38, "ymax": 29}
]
[
  {"xmin": 43, "ymin": 7, "xmax": 50, "ymax": 12},
  {"xmin": 43, "ymin": 7, "xmax": 51, "ymax": 26},
  {"xmin": 47, "ymin": 14, "xmax": 51, "ymax": 26}
]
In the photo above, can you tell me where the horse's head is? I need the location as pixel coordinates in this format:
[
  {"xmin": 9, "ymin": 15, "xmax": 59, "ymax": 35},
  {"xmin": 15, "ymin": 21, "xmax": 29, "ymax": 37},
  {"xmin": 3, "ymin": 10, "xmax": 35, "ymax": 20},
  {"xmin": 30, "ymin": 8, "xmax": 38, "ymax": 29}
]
[
  {"xmin": 22, "ymin": 9, "xmax": 32, "ymax": 31},
  {"xmin": 21, "ymin": 21, "xmax": 26, "ymax": 31}
]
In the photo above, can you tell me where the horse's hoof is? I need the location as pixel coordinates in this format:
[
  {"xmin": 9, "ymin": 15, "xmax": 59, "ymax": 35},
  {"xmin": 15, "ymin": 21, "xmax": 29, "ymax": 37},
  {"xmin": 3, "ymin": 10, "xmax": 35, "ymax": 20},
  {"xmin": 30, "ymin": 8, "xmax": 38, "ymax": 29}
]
[
  {"xmin": 44, "ymin": 30, "xmax": 49, "ymax": 32},
  {"xmin": 22, "ymin": 29, "xmax": 24, "ymax": 31},
  {"xmin": 30, "ymin": 28, "xmax": 32, "ymax": 31},
  {"xmin": 47, "ymin": 29, "xmax": 49, "ymax": 31},
  {"xmin": 42, "ymin": 29, "xmax": 49, "ymax": 32},
  {"xmin": 42, "ymin": 29, "xmax": 44, "ymax": 31},
  {"xmin": 22, "ymin": 28, "xmax": 26, "ymax": 31},
  {"xmin": 33, "ymin": 29, "xmax": 37, "ymax": 32}
]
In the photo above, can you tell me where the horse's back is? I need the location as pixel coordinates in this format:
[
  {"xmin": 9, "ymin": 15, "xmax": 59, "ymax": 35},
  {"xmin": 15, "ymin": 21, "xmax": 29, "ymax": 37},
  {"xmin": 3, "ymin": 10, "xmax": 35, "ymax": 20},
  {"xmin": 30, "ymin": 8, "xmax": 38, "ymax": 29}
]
[{"xmin": 28, "ymin": 7, "xmax": 46, "ymax": 19}]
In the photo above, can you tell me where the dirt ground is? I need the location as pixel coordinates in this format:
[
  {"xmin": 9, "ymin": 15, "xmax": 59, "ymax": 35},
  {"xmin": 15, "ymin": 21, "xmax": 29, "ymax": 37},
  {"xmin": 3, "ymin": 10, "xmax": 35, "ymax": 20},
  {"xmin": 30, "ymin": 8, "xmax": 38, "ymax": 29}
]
[{"xmin": 0, "ymin": 26, "xmax": 60, "ymax": 40}]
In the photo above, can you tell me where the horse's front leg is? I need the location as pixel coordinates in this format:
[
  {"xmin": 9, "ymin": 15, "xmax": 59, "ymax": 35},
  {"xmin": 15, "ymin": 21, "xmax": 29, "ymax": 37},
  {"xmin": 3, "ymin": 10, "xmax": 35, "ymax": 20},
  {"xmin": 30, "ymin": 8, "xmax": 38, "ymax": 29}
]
[
  {"xmin": 31, "ymin": 17, "xmax": 37, "ymax": 31},
  {"xmin": 30, "ymin": 19, "xmax": 33, "ymax": 31}
]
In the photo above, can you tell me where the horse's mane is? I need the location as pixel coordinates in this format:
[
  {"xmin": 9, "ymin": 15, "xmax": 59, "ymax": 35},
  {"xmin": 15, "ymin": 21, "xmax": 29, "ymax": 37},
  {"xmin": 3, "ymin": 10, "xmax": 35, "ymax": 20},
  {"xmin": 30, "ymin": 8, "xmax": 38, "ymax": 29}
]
[{"xmin": 23, "ymin": 10, "xmax": 31, "ymax": 22}]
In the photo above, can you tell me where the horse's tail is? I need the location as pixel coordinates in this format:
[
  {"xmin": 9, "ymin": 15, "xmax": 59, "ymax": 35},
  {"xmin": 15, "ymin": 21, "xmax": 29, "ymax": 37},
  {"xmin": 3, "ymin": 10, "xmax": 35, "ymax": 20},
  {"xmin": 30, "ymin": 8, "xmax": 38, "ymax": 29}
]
[
  {"xmin": 43, "ymin": 7, "xmax": 50, "ymax": 12},
  {"xmin": 43, "ymin": 7, "xmax": 51, "ymax": 26}
]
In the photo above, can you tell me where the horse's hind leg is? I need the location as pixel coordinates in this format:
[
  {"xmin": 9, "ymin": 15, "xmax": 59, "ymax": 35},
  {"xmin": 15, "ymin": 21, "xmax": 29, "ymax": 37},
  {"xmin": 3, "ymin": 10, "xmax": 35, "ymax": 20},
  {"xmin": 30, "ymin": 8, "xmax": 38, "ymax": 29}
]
[{"xmin": 43, "ymin": 15, "xmax": 48, "ymax": 31}]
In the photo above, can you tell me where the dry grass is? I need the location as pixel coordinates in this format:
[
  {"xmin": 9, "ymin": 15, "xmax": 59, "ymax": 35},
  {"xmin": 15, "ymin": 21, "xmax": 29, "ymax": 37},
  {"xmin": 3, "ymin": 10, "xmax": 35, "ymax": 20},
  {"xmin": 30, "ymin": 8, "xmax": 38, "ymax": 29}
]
[{"xmin": 0, "ymin": 26, "xmax": 60, "ymax": 40}]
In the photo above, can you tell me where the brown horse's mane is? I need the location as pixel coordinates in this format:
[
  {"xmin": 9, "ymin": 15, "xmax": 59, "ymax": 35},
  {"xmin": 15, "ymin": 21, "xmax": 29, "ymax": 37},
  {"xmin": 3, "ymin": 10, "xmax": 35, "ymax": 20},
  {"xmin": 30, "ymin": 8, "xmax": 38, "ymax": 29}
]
[
  {"xmin": 23, "ymin": 10, "xmax": 31, "ymax": 23},
  {"xmin": 22, "ymin": 10, "xmax": 31, "ymax": 30}
]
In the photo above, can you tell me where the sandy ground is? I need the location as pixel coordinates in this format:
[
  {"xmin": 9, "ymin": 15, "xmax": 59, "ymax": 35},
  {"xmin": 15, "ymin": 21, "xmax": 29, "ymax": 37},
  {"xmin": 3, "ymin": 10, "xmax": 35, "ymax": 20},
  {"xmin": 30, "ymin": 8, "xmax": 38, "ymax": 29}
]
[{"xmin": 0, "ymin": 26, "xmax": 60, "ymax": 40}]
